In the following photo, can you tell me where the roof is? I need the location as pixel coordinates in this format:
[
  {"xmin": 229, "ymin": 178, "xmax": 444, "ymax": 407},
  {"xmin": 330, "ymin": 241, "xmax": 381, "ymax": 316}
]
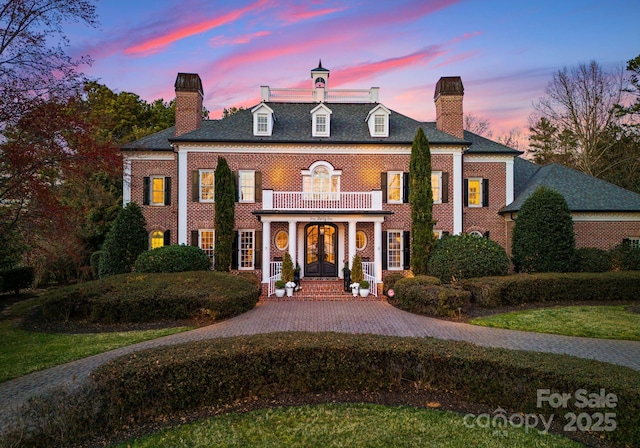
[
  {"xmin": 121, "ymin": 102, "xmax": 520, "ymax": 153},
  {"xmin": 502, "ymin": 158, "xmax": 640, "ymax": 213}
]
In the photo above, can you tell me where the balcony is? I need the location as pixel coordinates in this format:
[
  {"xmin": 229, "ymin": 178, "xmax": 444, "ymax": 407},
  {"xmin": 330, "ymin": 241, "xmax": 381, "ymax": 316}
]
[
  {"xmin": 262, "ymin": 190, "xmax": 383, "ymax": 211},
  {"xmin": 260, "ymin": 87, "xmax": 380, "ymax": 103}
]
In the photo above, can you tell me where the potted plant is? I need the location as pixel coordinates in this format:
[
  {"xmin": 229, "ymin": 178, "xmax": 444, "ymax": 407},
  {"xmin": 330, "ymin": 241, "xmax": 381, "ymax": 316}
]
[
  {"xmin": 282, "ymin": 253, "xmax": 295, "ymax": 296},
  {"xmin": 274, "ymin": 279, "xmax": 286, "ymax": 297},
  {"xmin": 359, "ymin": 280, "xmax": 370, "ymax": 298}
]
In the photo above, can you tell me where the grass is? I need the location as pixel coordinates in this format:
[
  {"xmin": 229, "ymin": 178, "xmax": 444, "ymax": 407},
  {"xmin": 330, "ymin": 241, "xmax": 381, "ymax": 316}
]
[
  {"xmin": 0, "ymin": 295, "xmax": 192, "ymax": 383},
  {"xmin": 469, "ymin": 305, "xmax": 640, "ymax": 340},
  {"xmin": 112, "ymin": 403, "xmax": 582, "ymax": 448}
]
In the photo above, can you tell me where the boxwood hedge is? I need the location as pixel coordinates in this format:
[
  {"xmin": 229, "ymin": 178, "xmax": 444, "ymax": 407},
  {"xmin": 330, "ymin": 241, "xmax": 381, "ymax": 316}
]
[
  {"xmin": 90, "ymin": 333, "xmax": 640, "ymax": 445},
  {"xmin": 134, "ymin": 245, "xmax": 211, "ymax": 273},
  {"xmin": 39, "ymin": 271, "xmax": 260, "ymax": 323},
  {"xmin": 391, "ymin": 275, "xmax": 471, "ymax": 317}
]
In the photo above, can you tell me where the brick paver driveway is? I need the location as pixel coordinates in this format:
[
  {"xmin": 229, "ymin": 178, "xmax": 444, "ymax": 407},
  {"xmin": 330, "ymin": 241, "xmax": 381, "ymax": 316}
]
[{"xmin": 1, "ymin": 300, "xmax": 639, "ymax": 430}]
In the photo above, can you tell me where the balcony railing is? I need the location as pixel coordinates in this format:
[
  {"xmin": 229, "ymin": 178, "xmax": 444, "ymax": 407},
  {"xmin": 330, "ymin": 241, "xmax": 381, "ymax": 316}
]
[
  {"xmin": 261, "ymin": 87, "xmax": 379, "ymax": 103},
  {"xmin": 262, "ymin": 190, "xmax": 383, "ymax": 211}
]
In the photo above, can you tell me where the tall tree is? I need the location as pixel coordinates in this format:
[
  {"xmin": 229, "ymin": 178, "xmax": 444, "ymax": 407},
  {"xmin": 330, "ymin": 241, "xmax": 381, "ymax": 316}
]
[
  {"xmin": 614, "ymin": 54, "xmax": 640, "ymax": 126},
  {"xmin": 214, "ymin": 157, "xmax": 235, "ymax": 272},
  {"xmin": 463, "ymin": 113, "xmax": 492, "ymax": 137},
  {"xmin": 409, "ymin": 127, "xmax": 436, "ymax": 275},
  {"xmin": 0, "ymin": 0, "xmax": 97, "ymax": 127},
  {"xmin": 532, "ymin": 61, "xmax": 625, "ymax": 177},
  {"xmin": 528, "ymin": 117, "xmax": 577, "ymax": 165}
]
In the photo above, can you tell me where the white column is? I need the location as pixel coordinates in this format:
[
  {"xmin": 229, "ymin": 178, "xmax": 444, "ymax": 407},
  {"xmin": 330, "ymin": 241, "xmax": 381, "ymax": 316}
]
[
  {"xmin": 505, "ymin": 158, "xmax": 514, "ymax": 206},
  {"xmin": 122, "ymin": 158, "xmax": 131, "ymax": 206},
  {"xmin": 453, "ymin": 151, "xmax": 463, "ymax": 234},
  {"xmin": 374, "ymin": 220, "xmax": 383, "ymax": 281},
  {"xmin": 338, "ymin": 224, "xmax": 345, "ymax": 278},
  {"xmin": 348, "ymin": 220, "xmax": 357, "ymax": 267},
  {"xmin": 262, "ymin": 220, "xmax": 271, "ymax": 283},
  {"xmin": 178, "ymin": 149, "xmax": 188, "ymax": 244},
  {"xmin": 288, "ymin": 220, "xmax": 297, "ymax": 267}
]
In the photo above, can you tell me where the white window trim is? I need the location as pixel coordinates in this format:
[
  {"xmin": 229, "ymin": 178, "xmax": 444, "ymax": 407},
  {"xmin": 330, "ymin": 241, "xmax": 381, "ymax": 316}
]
[
  {"xmin": 387, "ymin": 171, "xmax": 403, "ymax": 204},
  {"xmin": 275, "ymin": 230, "xmax": 289, "ymax": 251},
  {"xmin": 433, "ymin": 230, "xmax": 443, "ymax": 239},
  {"xmin": 387, "ymin": 229, "xmax": 403, "ymax": 271},
  {"xmin": 150, "ymin": 175, "xmax": 165, "ymax": 206},
  {"xmin": 366, "ymin": 104, "xmax": 390, "ymax": 137},
  {"xmin": 432, "ymin": 171, "xmax": 442, "ymax": 204},
  {"xmin": 374, "ymin": 114, "xmax": 385, "ymax": 135},
  {"xmin": 199, "ymin": 229, "xmax": 215, "ymax": 269},
  {"xmin": 256, "ymin": 114, "xmax": 268, "ymax": 134},
  {"xmin": 468, "ymin": 230, "xmax": 483, "ymax": 237},
  {"xmin": 627, "ymin": 237, "xmax": 640, "ymax": 248},
  {"xmin": 468, "ymin": 177, "xmax": 483, "ymax": 208},
  {"xmin": 252, "ymin": 103, "xmax": 274, "ymax": 136},
  {"xmin": 238, "ymin": 170, "xmax": 256, "ymax": 203},
  {"xmin": 239, "ymin": 229, "xmax": 255, "ymax": 270},
  {"xmin": 311, "ymin": 104, "xmax": 332, "ymax": 137},
  {"xmin": 356, "ymin": 230, "xmax": 367, "ymax": 251},
  {"xmin": 150, "ymin": 230, "xmax": 164, "ymax": 249},
  {"xmin": 199, "ymin": 169, "xmax": 215, "ymax": 203}
]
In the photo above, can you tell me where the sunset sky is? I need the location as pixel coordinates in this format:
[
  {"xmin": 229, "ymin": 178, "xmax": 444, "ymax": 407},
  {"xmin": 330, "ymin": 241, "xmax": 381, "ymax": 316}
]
[{"xmin": 68, "ymin": 0, "xmax": 639, "ymax": 135}]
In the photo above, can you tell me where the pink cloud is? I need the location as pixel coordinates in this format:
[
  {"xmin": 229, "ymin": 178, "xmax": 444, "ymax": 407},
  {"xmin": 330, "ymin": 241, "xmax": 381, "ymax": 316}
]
[
  {"xmin": 124, "ymin": 0, "xmax": 269, "ymax": 55},
  {"xmin": 275, "ymin": 4, "xmax": 347, "ymax": 23},
  {"xmin": 210, "ymin": 31, "xmax": 271, "ymax": 47}
]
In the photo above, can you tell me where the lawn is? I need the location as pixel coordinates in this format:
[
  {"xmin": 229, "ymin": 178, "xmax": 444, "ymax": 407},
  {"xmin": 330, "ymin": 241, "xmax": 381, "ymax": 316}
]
[
  {"xmin": 0, "ymin": 305, "xmax": 191, "ymax": 383},
  {"xmin": 469, "ymin": 305, "xmax": 640, "ymax": 340},
  {"xmin": 112, "ymin": 403, "xmax": 582, "ymax": 448}
]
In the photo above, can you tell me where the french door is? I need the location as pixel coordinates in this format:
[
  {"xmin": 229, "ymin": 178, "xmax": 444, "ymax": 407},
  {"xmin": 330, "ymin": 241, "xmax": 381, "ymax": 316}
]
[{"xmin": 304, "ymin": 223, "xmax": 337, "ymax": 277}]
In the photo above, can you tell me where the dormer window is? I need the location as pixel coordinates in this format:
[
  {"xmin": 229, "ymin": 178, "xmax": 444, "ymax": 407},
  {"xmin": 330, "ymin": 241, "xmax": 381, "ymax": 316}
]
[
  {"xmin": 251, "ymin": 103, "xmax": 274, "ymax": 136},
  {"xmin": 311, "ymin": 103, "xmax": 332, "ymax": 137},
  {"xmin": 366, "ymin": 104, "xmax": 390, "ymax": 137}
]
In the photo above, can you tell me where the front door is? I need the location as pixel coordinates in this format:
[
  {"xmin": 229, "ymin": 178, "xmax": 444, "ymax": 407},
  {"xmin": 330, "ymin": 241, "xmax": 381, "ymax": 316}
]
[{"xmin": 305, "ymin": 223, "xmax": 337, "ymax": 277}]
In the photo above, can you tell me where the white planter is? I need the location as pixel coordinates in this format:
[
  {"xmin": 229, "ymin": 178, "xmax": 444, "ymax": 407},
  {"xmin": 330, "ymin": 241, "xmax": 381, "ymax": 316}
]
[
  {"xmin": 286, "ymin": 287, "xmax": 294, "ymax": 297},
  {"xmin": 275, "ymin": 288, "xmax": 285, "ymax": 298},
  {"xmin": 359, "ymin": 288, "xmax": 370, "ymax": 298}
]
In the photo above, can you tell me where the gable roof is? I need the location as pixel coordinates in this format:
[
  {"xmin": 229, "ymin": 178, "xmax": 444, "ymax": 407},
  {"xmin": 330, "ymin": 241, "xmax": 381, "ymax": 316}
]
[{"xmin": 502, "ymin": 158, "xmax": 640, "ymax": 213}]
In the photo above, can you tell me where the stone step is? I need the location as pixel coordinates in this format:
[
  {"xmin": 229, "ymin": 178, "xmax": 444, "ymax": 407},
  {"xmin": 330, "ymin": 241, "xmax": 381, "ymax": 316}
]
[{"xmin": 263, "ymin": 279, "xmax": 383, "ymax": 301}]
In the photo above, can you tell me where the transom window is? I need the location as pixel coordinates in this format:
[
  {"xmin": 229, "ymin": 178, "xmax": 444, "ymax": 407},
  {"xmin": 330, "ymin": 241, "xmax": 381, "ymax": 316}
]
[
  {"xmin": 468, "ymin": 178, "xmax": 482, "ymax": 207},
  {"xmin": 239, "ymin": 170, "xmax": 255, "ymax": 202},
  {"xmin": 387, "ymin": 230, "xmax": 402, "ymax": 269},
  {"xmin": 150, "ymin": 230, "xmax": 164, "ymax": 249},
  {"xmin": 239, "ymin": 230, "xmax": 254, "ymax": 270},
  {"xmin": 302, "ymin": 162, "xmax": 341, "ymax": 199},
  {"xmin": 200, "ymin": 170, "xmax": 215, "ymax": 202},
  {"xmin": 387, "ymin": 172, "xmax": 402, "ymax": 203}
]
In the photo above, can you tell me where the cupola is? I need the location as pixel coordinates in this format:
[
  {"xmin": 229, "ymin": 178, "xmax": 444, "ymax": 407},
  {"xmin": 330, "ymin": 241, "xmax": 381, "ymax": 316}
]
[{"xmin": 311, "ymin": 60, "xmax": 330, "ymax": 102}]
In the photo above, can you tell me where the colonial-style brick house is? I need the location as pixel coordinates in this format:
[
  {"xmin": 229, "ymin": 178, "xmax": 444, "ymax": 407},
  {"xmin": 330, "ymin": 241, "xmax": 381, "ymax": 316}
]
[{"xmin": 122, "ymin": 62, "xmax": 640, "ymax": 296}]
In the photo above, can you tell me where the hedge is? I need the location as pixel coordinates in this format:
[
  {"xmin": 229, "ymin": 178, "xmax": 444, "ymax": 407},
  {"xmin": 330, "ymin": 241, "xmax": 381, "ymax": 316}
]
[
  {"xmin": 88, "ymin": 333, "xmax": 640, "ymax": 446},
  {"xmin": 391, "ymin": 276, "xmax": 471, "ymax": 317},
  {"xmin": 39, "ymin": 271, "xmax": 260, "ymax": 324},
  {"xmin": 461, "ymin": 271, "xmax": 640, "ymax": 308},
  {"xmin": 134, "ymin": 245, "xmax": 211, "ymax": 273},
  {"xmin": 0, "ymin": 266, "xmax": 34, "ymax": 295}
]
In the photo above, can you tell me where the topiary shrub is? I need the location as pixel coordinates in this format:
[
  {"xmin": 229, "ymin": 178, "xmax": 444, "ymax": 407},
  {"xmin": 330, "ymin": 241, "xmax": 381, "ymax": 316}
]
[
  {"xmin": 576, "ymin": 247, "xmax": 611, "ymax": 272},
  {"xmin": 99, "ymin": 202, "xmax": 148, "ymax": 278},
  {"xmin": 511, "ymin": 186, "xmax": 576, "ymax": 273},
  {"xmin": 281, "ymin": 252, "xmax": 294, "ymax": 283},
  {"xmin": 428, "ymin": 234, "xmax": 510, "ymax": 283},
  {"xmin": 134, "ymin": 245, "xmax": 211, "ymax": 273},
  {"xmin": 351, "ymin": 254, "xmax": 363, "ymax": 283},
  {"xmin": 610, "ymin": 243, "xmax": 640, "ymax": 271}
]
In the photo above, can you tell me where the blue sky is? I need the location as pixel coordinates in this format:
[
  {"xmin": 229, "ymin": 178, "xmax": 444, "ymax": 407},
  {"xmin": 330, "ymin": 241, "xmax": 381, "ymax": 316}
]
[{"xmin": 67, "ymin": 0, "xmax": 639, "ymax": 135}]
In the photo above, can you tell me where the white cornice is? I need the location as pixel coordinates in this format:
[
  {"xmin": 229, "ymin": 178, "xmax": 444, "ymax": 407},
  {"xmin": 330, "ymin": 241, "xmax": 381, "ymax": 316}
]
[
  {"xmin": 572, "ymin": 212, "xmax": 640, "ymax": 222},
  {"xmin": 174, "ymin": 143, "xmax": 466, "ymax": 155},
  {"xmin": 463, "ymin": 154, "xmax": 515, "ymax": 162},
  {"xmin": 124, "ymin": 152, "xmax": 175, "ymax": 161}
]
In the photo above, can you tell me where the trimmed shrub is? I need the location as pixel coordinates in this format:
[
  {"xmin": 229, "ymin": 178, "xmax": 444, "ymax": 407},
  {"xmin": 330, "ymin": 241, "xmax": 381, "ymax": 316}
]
[
  {"xmin": 214, "ymin": 157, "xmax": 235, "ymax": 272},
  {"xmin": 462, "ymin": 271, "xmax": 640, "ymax": 308},
  {"xmin": 428, "ymin": 234, "xmax": 510, "ymax": 283},
  {"xmin": 576, "ymin": 247, "xmax": 611, "ymax": 272},
  {"xmin": 281, "ymin": 252, "xmax": 294, "ymax": 283},
  {"xmin": 134, "ymin": 245, "xmax": 211, "ymax": 273},
  {"xmin": 90, "ymin": 333, "xmax": 640, "ymax": 446},
  {"xmin": 383, "ymin": 272, "xmax": 405, "ymax": 295},
  {"xmin": 99, "ymin": 202, "xmax": 148, "ymax": 278},
  {"xmin": 0, "ymin": 266, "xmax": 35, "ymax": 295},
  {"xmin": 392, "ymin": 275, "xmax": 469, "ymax": 317},
  {"xmin": 511, "ymin": 186, "xmax": 575, "ymax": 273},
  {"xmin": 610, "ymin": 243, "xmax": 640, "ymax": 271},
  {"xmin": 351, "ymin": 254, "xmax": 363, "ymax": 283},
  {"xmin": 39, "ymin": 271, "xmax": 259, "ymax": 324}
]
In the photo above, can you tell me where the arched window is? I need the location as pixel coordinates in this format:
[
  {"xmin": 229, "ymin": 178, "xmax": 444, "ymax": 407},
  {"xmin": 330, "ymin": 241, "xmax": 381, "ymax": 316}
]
[
  {"xmin": 151, "ymin": 230, "xmax": 164, "ymax": 249},
  {"xmin": 302, "ymin": 161, "xmax": 341, "ymax": 199}
]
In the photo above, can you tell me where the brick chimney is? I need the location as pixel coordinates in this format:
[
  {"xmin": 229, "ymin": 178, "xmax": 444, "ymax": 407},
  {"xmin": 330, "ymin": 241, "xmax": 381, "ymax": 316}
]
[
  {"xmin": 174, "ymin": 73, "xmax": 203, "ymax": 137},
  {"xmin": 434, "ymin": 76, "xmax": 464, "ymax": 139}
]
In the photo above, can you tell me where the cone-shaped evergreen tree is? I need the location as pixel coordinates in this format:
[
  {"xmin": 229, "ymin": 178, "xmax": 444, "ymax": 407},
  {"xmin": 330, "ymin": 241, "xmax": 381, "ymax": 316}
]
[
  {"xmin": 214, "ymin": 157, "xmax": 235, "ymax": 272},
  {"xmin": 410, "ymin": 127, "xmax": 436, "ymax": 275},
  {"xmin": 99, "ymin": 202, "xmax": 148, "ymax": 277}
]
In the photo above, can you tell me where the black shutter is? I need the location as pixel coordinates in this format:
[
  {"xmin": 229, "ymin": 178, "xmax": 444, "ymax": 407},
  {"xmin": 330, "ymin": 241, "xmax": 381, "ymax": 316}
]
[
  {"xmin": 403, "ymin": 231, "xmax": 411, "ymax": 270},
  {"xmin": 381, "ymin": 172, "xmax": 387, "ymax": 203},
  {"xmin": 143, "ymin": 177, "xmax": 150, "ymax": 205},
  {"xmin": 463, "ymin": 179, "xmax": 469, "ymax": 206},
  {"xmin": 483, "ymin": 231, "xmax": 490, "ymax": 239},
  {"xmin": 191, "ymin": 230, "xmax": 199, "ymax": 247},
  {"xmin": 482, "ymin": 179, "xmax": 489, "ymax": 207},
  {"xmin": 255, "ymin": 171, "xmax": 262, "ymax": 203},
  {"xmin": 233, "ymin": 171, "xmax": 239, "ymax": 202},
  {"xmin": 382, "ymin": 231, "xmax": 388, "ymax": 270},
  {"xmin": 163, "ymin": 230, "xmax": 171, "ymax": 246},
  {"xmin": 623, "ymin": 238, "xmax": 631, "ymax": 247},
  {"xmin": 164, "ymin": 177, "xmax": 171, "ymax": 206},
  {"xmin": 443, "ymin": 231, "xmax": 450, "ymax": 237},
  {"xmin": 231, "ymin": 232, "xmax": 239, "ymax": 269},
  {"xmin": 402, "ymin": 172, "xmax": 410, "ymax": 203},
  {"xmin": 441, "ymin": 172, "xmax": 449, "ymax": 203},
  {"xmin": 254, "ymin": 230, "xmax": 262, "ymax": 269},
  {"xmin": 192, "ymin": 171, "xmax": 199, "ymax": 202}
]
